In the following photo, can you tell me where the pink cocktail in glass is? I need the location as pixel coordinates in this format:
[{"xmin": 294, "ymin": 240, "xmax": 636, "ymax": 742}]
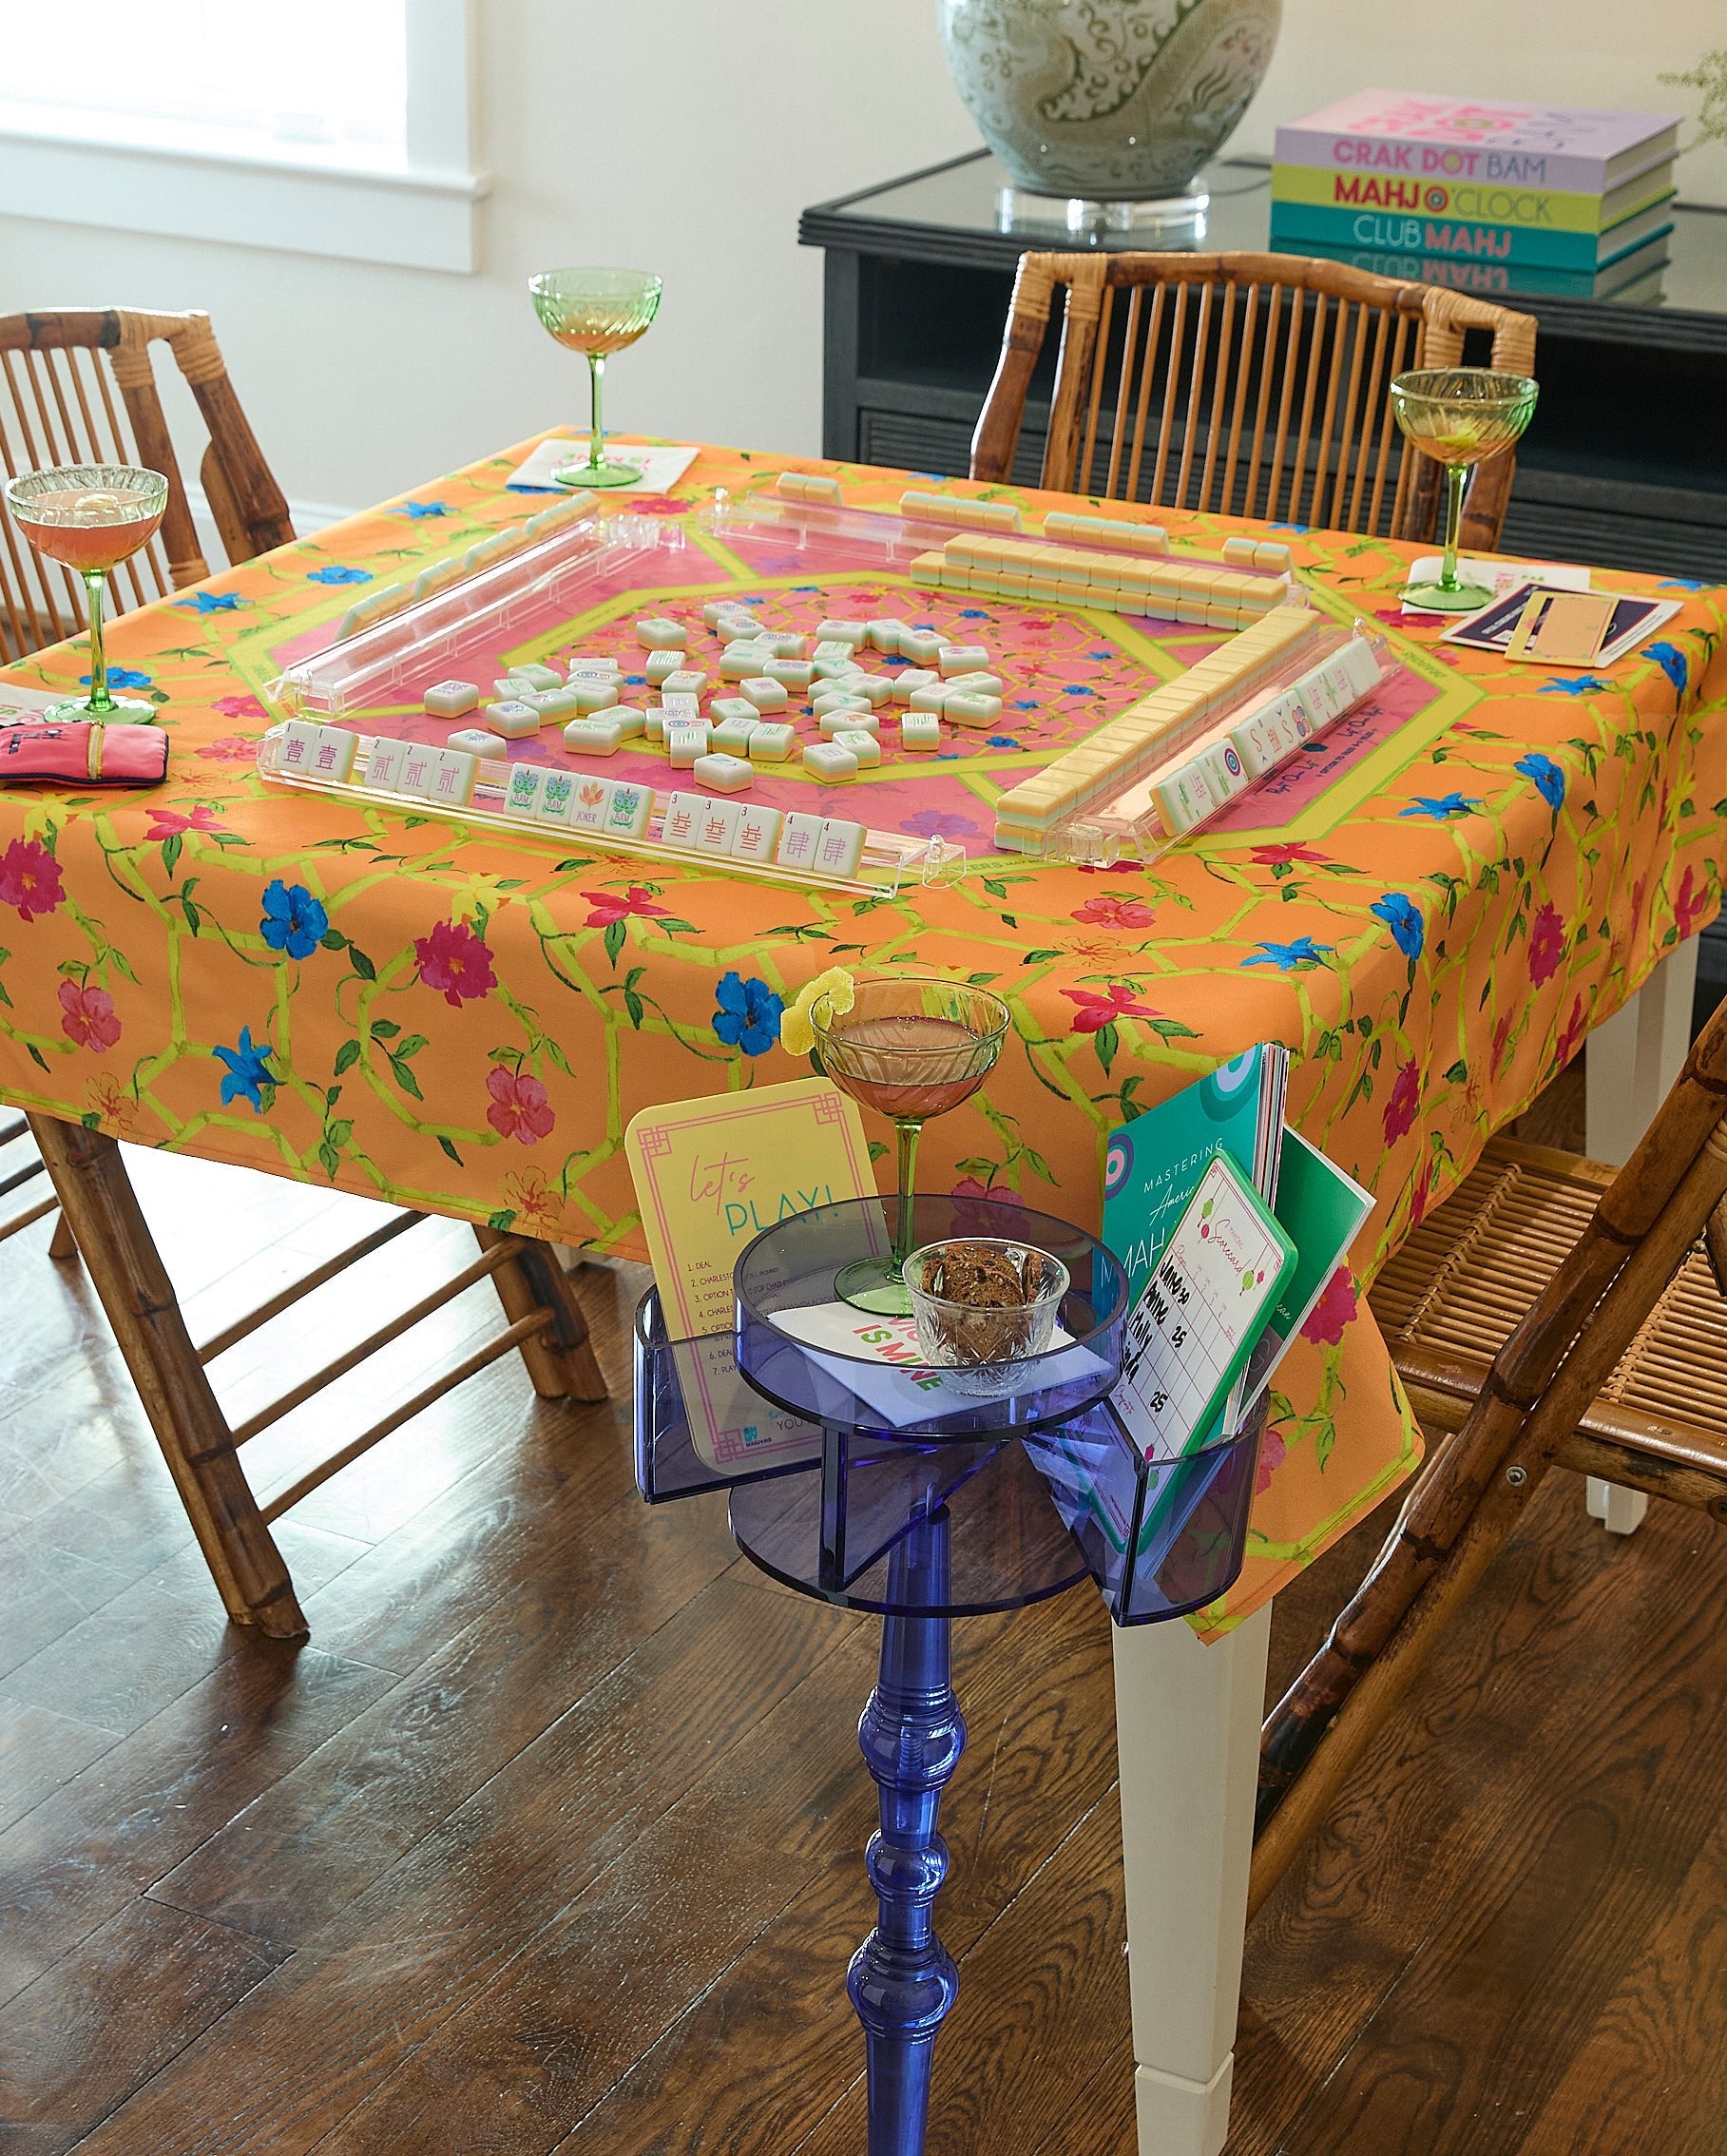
[{"xmin": 5, "ymin": 464, "xmax": 170, "ymax": 720}]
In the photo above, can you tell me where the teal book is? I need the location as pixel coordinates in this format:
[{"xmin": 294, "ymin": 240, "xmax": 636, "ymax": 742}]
[
  {"xmin": 1102, "ymin": 1045, "xmax": 1289, "ymax": 1317},
  {"xmin": 1268, "ymin": 195, "xmax": 1674, "ymax": 270}
]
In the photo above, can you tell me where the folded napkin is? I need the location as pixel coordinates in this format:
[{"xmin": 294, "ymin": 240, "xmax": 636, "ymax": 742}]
[{"xmin": 0, "ymin": 720, "xmax": 169, "ymax": 786}]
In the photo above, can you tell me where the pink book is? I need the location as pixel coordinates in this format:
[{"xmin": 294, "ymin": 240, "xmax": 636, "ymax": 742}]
[{"xmin": 1276, "ymin": 90, "xmax": 1679, "ymax": 194}]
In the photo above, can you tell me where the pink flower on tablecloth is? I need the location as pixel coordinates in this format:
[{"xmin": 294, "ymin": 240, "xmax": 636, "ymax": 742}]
[
  {"xmin": 1074, "ymin": 861, "xmax": 1144, "ymax": 876},
  {"xmin": 1255, "ymin": 1423, "xmax": 1288, "ymax": 1494},
  {"xmin": 486, "ymin": 1067, "xmax": 555, "ymax": 1145},
  {"xmin": 1301, "ymin": 1265, "xmax": 1358, "ymax": 1347},
  {"xmin": 1676, "ymin": 864, "xmax": 1715, "ymax": 940},
  {"xmin": 146, "ymin": 804, "xmax": 226, "ymax": 840},
  {"xmin": 197, "ymin": 735, "xmax": 259, "ymax": 762},
  {"xmin": 212, "ymin": 694, "xmax": 267, "ymax": 721},
  {"xmin": 503, "ymin": 1166, "xmax": 565, "ymax": 1235},
  {"xmin": 1251, "ymin": 841, "xmax": 1329, "ymax": 868},
  {"xmin": 1062, "ymin": 983, "xmax": 1160, "ymax": 1033},
  {"xmin": 626, "ymin": 495, "xmax": 690, "ymax": 516},
  {"xmin": 1382, "ymin": 1059, "xmax": 1421, "ymax": 1144},
  {"xmin": 0, "ymin": 837, "xmax": 64, "ymax": 922},
  {"xmin": 583, "ymin": 885, "xmax": 670, "ymax": 929},
  {"xmin": 1491, "ymin": 1011, "xmax": 1515, "ymax": 1073},
  {"xmin": 58, "ymin": 981, "xmax": 121, "ymax": 1051},
  {"xmin": 414, "ymin": 918, "xmax": 495, "ymax": 1007},
  {"xmin": 1527, "ymin": 902, "xmax": 1564, "ymax": 986},
  {"xmin": 1555, "ymin": 994, "xmax": 1590, "ymax": 1071},
  {"xmin": 1070, "ymin": 892, "xmax": 1154, "ymax": 930}
]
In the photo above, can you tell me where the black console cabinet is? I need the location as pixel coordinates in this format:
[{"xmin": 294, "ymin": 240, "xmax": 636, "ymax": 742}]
[{"xmin": 801, "ymin": 152, "xmax": 1727, "ymax": 584}]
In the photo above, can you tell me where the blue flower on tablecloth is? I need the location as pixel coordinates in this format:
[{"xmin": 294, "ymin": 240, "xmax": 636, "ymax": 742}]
[
  {"xmin": 1012, "ymin": 699, "xmax": 1039, "ymax": 710},
  {"xmin": 259, "ymin": 878, "xmax": 328, "ymax": 961},
  {"xmin": 1400, "ymin": 793, "xmax": 1481, "ymax": 820},
  {"xmin": 394, "ymin": 500, "xmax": 450, "ymax": 518},
  {"xmin": 1659, "ymin": 577, "xmax": 1708, "ymax": 590},
  {"xmin": 306, "ymin": 565, "xmax": 372, "ymax": 586},
  {"xmin": 1088, "ymin": 650, "xmax": 1113, "ymax": 660},
  {"xmin": 213, "ymin": 1026, "xmax": 276, "ymax": 1113},
  {"xmin": 80, "ymin": 667, "xmax": 150, "ymax": 689},
  {"xmin": 1267, "ymin": 522, "xmax": 1309, "ymax": 533},
  {"xmin": 1514, "ymin": 752, "xmax": 1565, "ymax": 812},
  {"xmin": 987, "ymin": 736, "xmax": 1022, "ymax": 749},
  {"xmin": 1372, "ymin": 893, "xmax": 1425, "ymax": 962},
  {"xmin": 1646, "ymin": 641, "xmax": 1688, "ymax": 698},
  {"xmin": 712, "ymin": 971, "xmax": 783, "ymax": 1057},
  {"xmin": 1063, "ymin": 683, "xmax": 1093, "ymax": 695},
  {"xmin": 1535, "ymin": 676, "xmax": 1610, "ymax": 698},
  {"xmin": 792, "ymin": 585, "xmax": 820, "ymax": 593},
  {"xmin": 959, "ymin": 607, "xmax": 988, "ymax": 619},
  {"xmin": 176, "ymin": 590, "xmax": 240, "ymax": 614},
  {"xmin": 1243, "ymin": 936, "xmax": 1333, "ymax": 972}
]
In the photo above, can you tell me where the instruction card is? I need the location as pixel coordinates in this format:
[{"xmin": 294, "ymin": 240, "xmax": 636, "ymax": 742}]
[{"xmin": 1111, "ymin": 1152, "xmax": 1295, "ymax": 1463}]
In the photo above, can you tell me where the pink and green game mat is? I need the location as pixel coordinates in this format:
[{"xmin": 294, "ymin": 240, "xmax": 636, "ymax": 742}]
[{"xmin": 253, "ymin": 491, "xmax": 1474, "ymax": 864}]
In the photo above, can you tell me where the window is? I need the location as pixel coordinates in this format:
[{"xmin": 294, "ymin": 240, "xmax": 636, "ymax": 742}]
[{"xmin": 0, "ymin": 0, "xmax": 485, "ymax": 272}]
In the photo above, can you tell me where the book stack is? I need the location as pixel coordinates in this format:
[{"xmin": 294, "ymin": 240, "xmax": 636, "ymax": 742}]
[{"xmin": 1270, "ymin": 90, "xmax": 1680, "ymax": 300}]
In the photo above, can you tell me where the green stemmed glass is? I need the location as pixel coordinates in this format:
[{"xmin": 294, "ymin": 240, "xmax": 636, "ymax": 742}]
[
  {"xmin": 1391, "ymin": 368, "xmax": 1539, "ymax": 614},
  {"xmin": 812, "ymin": 978, "xmax": 1010, "ymax": 1317},
  {"xmin": 528, "ymin": 267, "xmax": 663, "ymax": 489},
  {"xmin": 5, "ymin": 464, "xmax": 169, "ymax": 720}
]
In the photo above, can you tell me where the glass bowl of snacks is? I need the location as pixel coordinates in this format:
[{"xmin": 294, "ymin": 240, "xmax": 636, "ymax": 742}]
[{"xmin": 904, "ymin": 1237, "xmax": 1071, "ymax": 1396}]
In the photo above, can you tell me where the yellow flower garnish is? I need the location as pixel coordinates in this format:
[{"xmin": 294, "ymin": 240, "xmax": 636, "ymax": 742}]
[{"xmin": 780, "ymin": 965, "xmax": 856, "ymax": 1057}]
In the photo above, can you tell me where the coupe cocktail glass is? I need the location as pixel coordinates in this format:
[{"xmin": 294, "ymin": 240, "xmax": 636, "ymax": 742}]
[
  {"xmin": 6, "ymin": 464, "xmax": 169, "ymax": 719},
  {"xmin": 811, "ymin": 978, "xmax": 1010, "ymax": 1317},
  {"xmin": 1391, "ymin": 368, "xmax": 1539, "ymax": 614},
  {"xmin": 528, "ymin": 267, "xmax": 663, "ymax": 489}
]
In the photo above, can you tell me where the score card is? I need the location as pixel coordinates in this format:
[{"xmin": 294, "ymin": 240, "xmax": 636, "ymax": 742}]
[{"xmin": 1111, "ymin": 1151, "xmax": 1295, "ymax": 1462}]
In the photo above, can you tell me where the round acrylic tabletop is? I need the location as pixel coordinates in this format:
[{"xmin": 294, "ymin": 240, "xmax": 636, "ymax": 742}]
[{"xmin": 732, "ymin": 1193, "xmax": 1127, "ymax": 1445}]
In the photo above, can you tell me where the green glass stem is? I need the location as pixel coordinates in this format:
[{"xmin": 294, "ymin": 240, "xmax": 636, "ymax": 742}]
[
  {"xmin": 83, "ymin": 570, "xmax": 114, "ymax": 715},
  {"xmin": 1439, "ymin": 464, "xmax": 1468, "ymax": 594},
  {"xmin": 892, "ymin": 1116, "xmax": 923, "ymax": 1274},
  {"xmin": 586, "ymin": 353, "xmax": 606, "ymax": 473}
]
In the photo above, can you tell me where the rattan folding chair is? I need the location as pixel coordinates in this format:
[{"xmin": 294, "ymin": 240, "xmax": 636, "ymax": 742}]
[
  {"xmin": 0, "ymin": 308, "xmax": 608, "ymax": 1643},
  {"xmin": 971, "ymin": 251, "xmax": 1537, "ymax": 551},
  {"xmin": 1249, "ymin": 995, "xmax": 1727, "ymax": 1910}
]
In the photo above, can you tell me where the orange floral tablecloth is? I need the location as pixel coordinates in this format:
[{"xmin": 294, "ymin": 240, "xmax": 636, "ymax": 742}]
[{"xmin": 2, "ymin": 433, "xmax": 1722, "ymax": 1634}]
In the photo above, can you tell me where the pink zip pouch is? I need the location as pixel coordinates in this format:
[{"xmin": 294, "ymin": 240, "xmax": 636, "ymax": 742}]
[{"xmin": 0, "ymin": 721, "xmax": 169, "ymax": 786}]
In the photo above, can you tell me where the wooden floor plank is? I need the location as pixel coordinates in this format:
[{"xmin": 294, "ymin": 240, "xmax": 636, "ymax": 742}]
[
  {"xmin": 150, "ymin": 1486, "xmax": 739, "ymax": 1945},
  {"xmin": 0, "ymin": 1646, "xmax": 394, "ymax": 2011},
  {"xmin": 0, "ymin": 1701, "xmax": 117, "ymax": 1838},
  {"xmin": 0, "ymin": 1897, "xmax": 287, "ymax": 2153},
  {"xmin": 65, "ymin": 1579, "xmax": 856, "ymax": 2155}
]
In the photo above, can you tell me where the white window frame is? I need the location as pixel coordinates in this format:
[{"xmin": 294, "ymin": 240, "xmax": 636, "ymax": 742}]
[{"xmin": 0, "ymin": 0, "xmax": 488, "ymax": 274}]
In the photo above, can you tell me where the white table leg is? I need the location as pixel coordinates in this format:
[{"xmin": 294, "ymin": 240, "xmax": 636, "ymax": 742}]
[
  {"xmin": 1582, "ymin": 936, "xmax": 1699, "ymax": 1538},
  {"xmin": 1112, "ymin": 1602, "xmax": 1272, "ymax": 2156},
  {"xmin": 1585, "ymin": 938, "xmax": 1698, "ymax": 1166}
]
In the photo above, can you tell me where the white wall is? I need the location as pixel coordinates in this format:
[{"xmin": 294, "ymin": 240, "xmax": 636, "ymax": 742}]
[
  {"xmin": 1235, "ymin": 0, "xmax": 1727, "ymax": 205},
  {"xmin": 0, "ymin": 0, "xmax": 1718, "ymax": 530},
  {"xmin": 0, "ymin": 2, "xmax": 979, "ymax": 520}
]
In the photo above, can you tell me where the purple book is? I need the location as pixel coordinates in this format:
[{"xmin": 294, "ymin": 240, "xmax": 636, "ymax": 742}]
[{"xmin": 1276, "ymin": 89, "xmax": 1680, "ymax": 195}]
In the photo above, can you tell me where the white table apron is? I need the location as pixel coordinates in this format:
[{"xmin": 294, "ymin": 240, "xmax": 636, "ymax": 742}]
[{"xmin": 1110, "ymin": 936, "xmax": 1700, "ymax": 2155}]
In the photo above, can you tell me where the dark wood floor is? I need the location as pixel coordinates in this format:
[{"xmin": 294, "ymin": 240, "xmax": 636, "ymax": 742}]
[{"xmin": 1, "ymin": 1096, "xmax": 1723, "ymax": 2154}]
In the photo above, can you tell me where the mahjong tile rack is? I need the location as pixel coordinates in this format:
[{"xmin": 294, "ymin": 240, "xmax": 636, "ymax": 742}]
[{"xmin": 257, "ymin": 721, "xmax": 937, "ymax": 898}]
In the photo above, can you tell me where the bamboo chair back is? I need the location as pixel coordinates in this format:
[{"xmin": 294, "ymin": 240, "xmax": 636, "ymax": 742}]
[
  {"xmin": 0, "ymin": 308, "xmax": 293, "ymax": 665},
  {"xmin": 971, "ymin": 252, "xmax": 1537, "ymax": 550},
  {"xmin": 1251, "ymin": 992, "xmax": 1727, "ymax": 1908}
]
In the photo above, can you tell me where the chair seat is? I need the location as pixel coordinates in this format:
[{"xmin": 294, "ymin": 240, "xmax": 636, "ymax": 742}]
[{"xmin": 1368, "ymin": 1136, "xmax": 1727, "ymax": 1473}]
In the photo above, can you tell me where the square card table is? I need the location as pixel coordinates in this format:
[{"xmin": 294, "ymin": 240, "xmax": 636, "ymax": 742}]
[{"xmin": 0, "ymin": 432, "xmax": 1721, "ymax": 2152}]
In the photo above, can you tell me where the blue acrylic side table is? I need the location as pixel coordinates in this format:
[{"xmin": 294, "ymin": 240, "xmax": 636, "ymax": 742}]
[{"xmin": 634, "ymin": 1193, "xmax": 1262, "ymax": 2156}]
